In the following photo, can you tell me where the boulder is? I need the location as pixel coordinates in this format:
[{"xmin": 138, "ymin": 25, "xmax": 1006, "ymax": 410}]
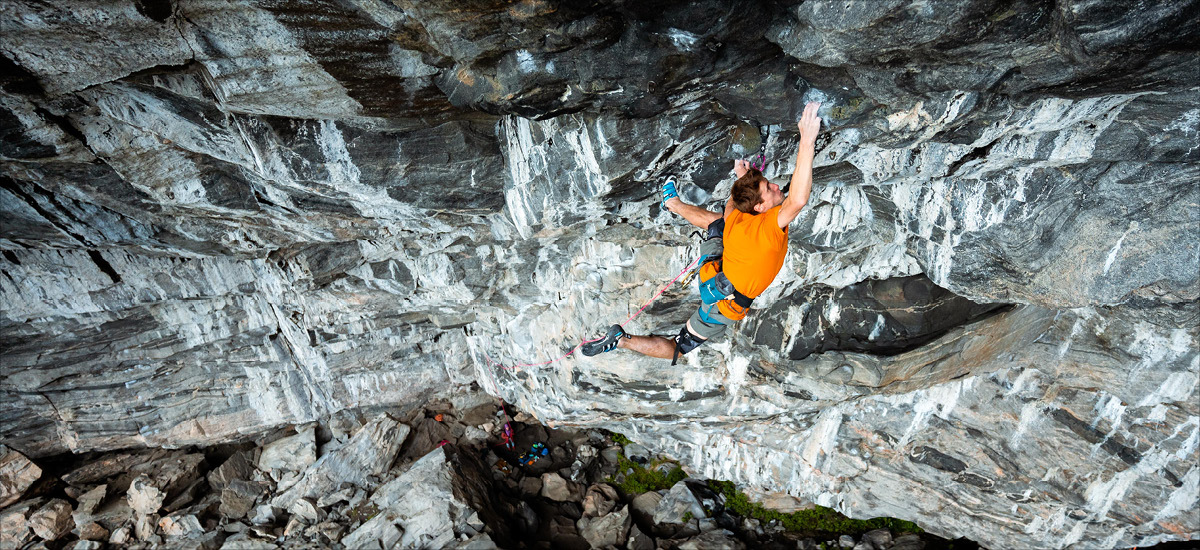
[
  {"xmin": 30, "ymin": 498, "xmax": 75, "ymax": 540},
  {"xmin": 577, "ymin": 505, "xmax": 632, "ymax": 548},
  {"xmin": 582, "ymin": 483, "xmax": 620, "ymax": 517},
  {"xmin": 626, "ymin": 522, "xmax": 655, "ymax": 550},
  {"xmin": 891, "ymin": 534, "xmax": 925, "ymax": 550},
  {"xmin": 649, "ymin": 481, "xmax": 706, "ymax": 538},
  {"xmin": 220, "ymin": 480, "xmax": 265, "ymax": 519},
  {"xmin": 676, "ymin": 529, "xmax": 746, "ymax": 550},
  {"xmin": 540, "ymin": 472, "xmax": 577, "ymax": 502},
  {"xmin": 0, "ymin": 445, "xmax": 42, "ymax": 508},
  {"xmin": 127, "ymin": 475, "xmax": 166, "ymax": 515},
  {"xmin": 1, "ymin": 498, "xmax": 45, "ymax": 548},
  {"xmin": 863, "ymin": 529, "xmax": 893, "ymax": 549},
  {"xmin": 840, "ymin": 534, "xmax": 857, "ymax": 548},
  {"xmin": 78, "ymin": 521, "xmax": 110, "ymax": 541},
  {"xmin": 159, "ymin": 514, "xmax": 204, "ymax": 537},
  {"xmin": 273, "ymin": 417, "xmax": 409, "ymax": 508},
  {"xmin": 288, "ymin": 497, "xmax": 322, "ymax": 523},
  {"xmin": 624, "ymin": 443, "xmax": 650, "ymax": 463},
  {"xmin": 518, "ymin": 476, "xmax": 543, "ymax": 497},
  {"xmin": 259, "ymin": 425, "xmax": 317, "ymax": 474},
  {"xmin": 72, "ymin": 484, "xmax": 107, "ymax": 527},
  {"xmin": 208, "ymin": 451, "xmax": 257, "ymax": 492}
]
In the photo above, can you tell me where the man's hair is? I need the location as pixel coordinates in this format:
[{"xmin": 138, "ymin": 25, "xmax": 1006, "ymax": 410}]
[{"xmin": 731, "ymin": 169, "xmax": 765, "ymax": 214}]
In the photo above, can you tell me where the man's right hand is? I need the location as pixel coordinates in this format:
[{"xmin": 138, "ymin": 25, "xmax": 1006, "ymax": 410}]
[
  {"xmin": 733, "ymin": 159, "xmax": 751, "ymax": 178},
  {"xmin": 798, "ymin": 102, "xmax": 822, "ymax": 144}
]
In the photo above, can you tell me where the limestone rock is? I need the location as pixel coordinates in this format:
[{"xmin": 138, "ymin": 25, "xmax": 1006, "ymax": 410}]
[
  {"xmin": 259, "ymin": 425, "xmax": 317, "ymax": 474},
  {"xmin": 0, "ymin": 445, "xmax": 41, "ymax": 508},
  {"xmin": 30, "ymin": 498, "xmax": 75, "ymax": 541},
  {"xmin": 539, "ymin": 472, "xmax": 576, "ymax": 502},
  {"xmin": 582, "ymin": 483, "xmax": 620, "ymax": 517},
  {"xmin": 159, "ymin": 514, "xmax": 204, "ymax": 537},
  {"xmin": 77, "ymin": 521, "xmax": 110, "ymax": 542},
  {"xmin": 220, "ymin": 480, "xmax": 265, "ymax": 520},
  {"xmin": 0, "ymin": 2, "xmax": 1197, "ymax": 549},
  {"xmin": 273, "ymin": 417, "xmax": 409, "ymax": 508},
  {"xmin": 0, "ymin": 498, "xmax": 45, "ymax": 548},
  {"xmin": 650, "ymin": 482, "xmax": 706, "ymax": 538},
  {"xmin": 676, "ymin": 529, "xmax": 746, "ymax": 550},
  {"xmin": 577, "ymin": 505, "xmax": 632, "ymax": 548},
  {"xmin": 127, "ymin": 475, "xmax": 166, "ymax": 515},
  {"xmin": 208, "ymin": 451, "xmax": 257, "ymax": 492}
]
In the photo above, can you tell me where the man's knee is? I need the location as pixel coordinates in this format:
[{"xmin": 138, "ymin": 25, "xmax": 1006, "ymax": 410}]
[{"xmin": 674, "ymin": 324, "xmax": 708, "ymax": 355}]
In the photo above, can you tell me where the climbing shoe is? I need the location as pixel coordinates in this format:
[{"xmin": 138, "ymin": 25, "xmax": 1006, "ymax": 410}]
[
  {"xmin": 581, "ymin": 324, "xmax": 629, "ymax": 357},
  {"xmin": 661, "ymin": 175, "xmax": 679, "ymax": 209}
]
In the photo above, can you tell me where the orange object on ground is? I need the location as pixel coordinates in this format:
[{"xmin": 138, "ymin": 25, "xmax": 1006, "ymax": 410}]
[{"xmin": 434, "ymin": 413, "xmax": 444, "ymax": 422}]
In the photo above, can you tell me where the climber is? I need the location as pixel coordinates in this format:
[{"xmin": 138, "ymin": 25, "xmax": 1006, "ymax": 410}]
[{"xmin": 582, "ymin": 102, "xmax": 823, "ymax": 363}]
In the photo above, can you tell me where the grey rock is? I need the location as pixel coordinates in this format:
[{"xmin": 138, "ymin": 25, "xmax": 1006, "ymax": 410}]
[
  {"xmin": 109, "ymin": 527, "xmax": 131, "ymax": 545},
  {"xmin": 601, "ymin": 446, "xmax": 623, "ymax": 464},
  {"xmin": 1, "ymin": 498, "xmax": 44, "ymax": 548},
  {"xmin": 518, "ymin": 476, "xmax": 542, "ymax": 497},
  {"xmin": 853, "ymin": 542, "xmax": 874, "ymax": 550},
  {"xmin": 249, "ymin": 504, "xmax": 275, "ymax": 526},
  {"xmin": 890, "ymin": 534, "xmax": 924, "ymax": 550},
  {"xmin": 0, "ymin": 2, "xmax": 1197, "ymax": 549},
  {"xmin": 127, "ymin": 475, "xmax": 166, "ymax": 516},
  {"xmin": 208, "ymin": 451, "xmax": 257, "ymax": 493},
  {"xmin": 650, "ymin": 482, "xmax": 706, "ymax": 537},
  {"xmin": 287, "ymin": 497, "xmax": 322, "ymax": 523},
  {"xmin": 159, "ymin": 514, "xmax": 204, "ymax": 537},
  {"xmin": 29, "ymin": 499, "xmax": 74, "ymax": 540},
  {"xmin": 863, "ymin": 529, "xmax": 892, "ymax": 549},
  {"xmin": 219, "ymin": 480, "xmax": 264, "ymax": 520},
  {"xmin": 840, "ymin": 535, "xmax": 857, "ymax": 548},
  {"xmin": 577, "ymin": 505, "xmax": 632, "ymax": 548},
  {"xmin": 624, "ymin": 443, "xmax": 650, "ymax": 463},
  {"xmin": 273, "ymin": 417, "xmax": 409, "ymax": 508},
  {"xmin": 676, "ymin": 529, "xmax": 746, "ymax": 550},
  {"xmin": 0, "ymin": 445, "xmax": 42, "ymax": 508},
  {"xmin": 539, "ymin": 472, "xmax": 576, "ymax": 502},
  {"xmin": 71, "ymin": 541, "xmax": 103, "ymax": 550},
  {"xmin": 72, "ymin": 484, "xmax": 107, "ymax": 526},
  {"xmin": 582, "ymin": 483, "xmax": 620, "ymax": 517},
  {"xmin": 626, "ymin": 523, "xmax": 655, "ymax": 550},
  {"xmin": 259, "ymin": 425, "xmax": 317, "ymax": 474}
]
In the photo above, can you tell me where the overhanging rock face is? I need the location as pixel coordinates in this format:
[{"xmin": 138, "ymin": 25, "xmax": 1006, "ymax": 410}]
[{"xmin": 1, "ymin": 1, "xmax": 1197, "ymax": 549}]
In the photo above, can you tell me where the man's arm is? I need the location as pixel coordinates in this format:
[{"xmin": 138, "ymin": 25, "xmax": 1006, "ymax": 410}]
[{"xmin": 777, "ymin": 102, "xmax": 821, "ymax": 228}]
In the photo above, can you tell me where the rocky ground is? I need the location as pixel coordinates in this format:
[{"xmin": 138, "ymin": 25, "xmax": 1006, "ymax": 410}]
[{"xmin": 2, "ymin": 395, "xmax": 973, "ymax": 550}]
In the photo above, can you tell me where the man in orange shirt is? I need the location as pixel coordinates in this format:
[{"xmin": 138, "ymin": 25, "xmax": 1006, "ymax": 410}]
[{"xmin": 583, "ymin": 102, "xmax": 823, "ymax": 362}]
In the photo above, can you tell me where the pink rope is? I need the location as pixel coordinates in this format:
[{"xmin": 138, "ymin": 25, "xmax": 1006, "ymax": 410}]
[{"xmin": 483, "ymin": 255, "xmax": 701, "ymax": 371}]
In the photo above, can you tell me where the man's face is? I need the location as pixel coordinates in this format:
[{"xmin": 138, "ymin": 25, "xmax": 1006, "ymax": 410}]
[{"xmin": 756, "ymin": 178, "xmax": 784, "ymax": 212}]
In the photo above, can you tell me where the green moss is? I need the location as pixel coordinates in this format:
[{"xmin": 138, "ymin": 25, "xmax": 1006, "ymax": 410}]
[
  {"xmin": 610, "ymin": 432, "xmax": 634, "ymax": 446},
  {"xmin": 605, "ymin": 454, "xmax": 687, "ymax": 496},
  {"xmin": 707, "ymin": 480, "xmax": 924, "ymax": 536},
  {"xmin": 682, "ymin": 511, "xmax": 694, "ymax": 523}
]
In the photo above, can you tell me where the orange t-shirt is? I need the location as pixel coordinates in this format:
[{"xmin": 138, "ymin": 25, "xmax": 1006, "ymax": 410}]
[{"xmin": 699, "ymin": 205, "xmax": 788, "ymax": 320}]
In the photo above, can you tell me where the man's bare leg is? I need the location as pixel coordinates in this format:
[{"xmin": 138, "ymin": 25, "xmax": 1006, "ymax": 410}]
[{"xmin": 617, "ymin": 334, "xmax": 677, "ymax": 359}]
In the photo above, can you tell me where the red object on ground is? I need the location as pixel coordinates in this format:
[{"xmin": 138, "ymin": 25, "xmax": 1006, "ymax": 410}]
[{"xmin": 434, "ymin": 413, "xmax": 444, "ymax": 422}]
